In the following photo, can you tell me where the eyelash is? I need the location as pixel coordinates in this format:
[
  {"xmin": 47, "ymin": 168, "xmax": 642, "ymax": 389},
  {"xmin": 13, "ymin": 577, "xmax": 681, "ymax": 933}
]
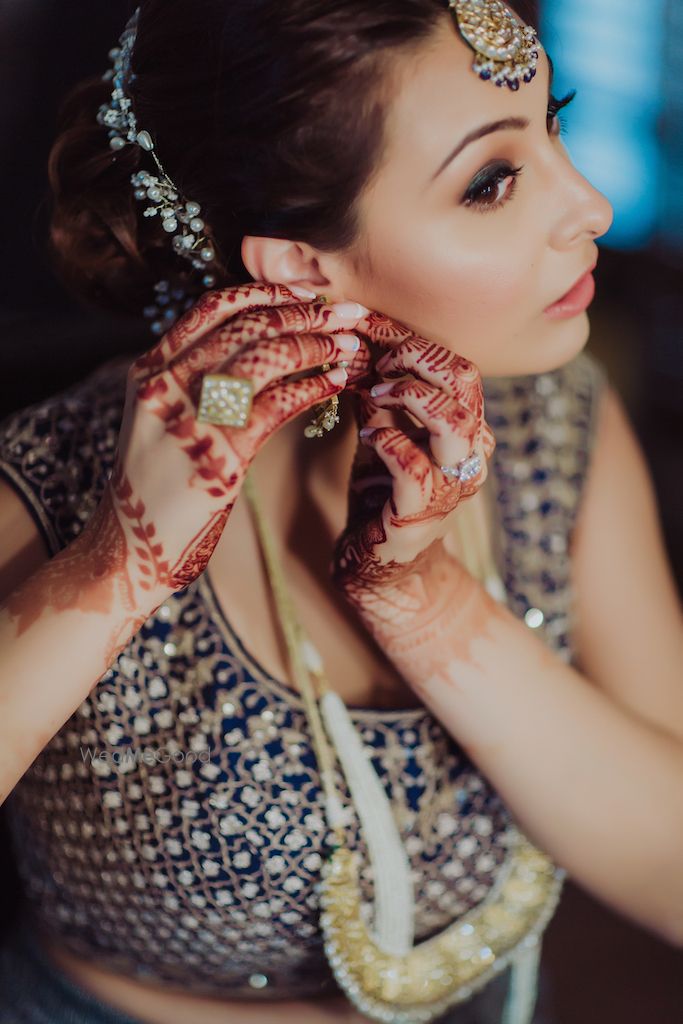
[{"xmin": 462, "ymin": 89, "xmax": 577, "ymax": 214}]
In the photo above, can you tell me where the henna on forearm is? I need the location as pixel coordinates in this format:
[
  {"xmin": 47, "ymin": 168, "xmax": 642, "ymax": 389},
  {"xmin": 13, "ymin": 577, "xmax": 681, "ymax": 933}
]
[
  {"xmin": 111, "ymin": 459, "xmax": 231, "ymax": 592},
  {"xmin": 2, "ymin": 487, "xmax": 136, "ymax": 637},
  {"xmin": 334, "ymin": 537, "xmax": 497, "ymax": 686}
]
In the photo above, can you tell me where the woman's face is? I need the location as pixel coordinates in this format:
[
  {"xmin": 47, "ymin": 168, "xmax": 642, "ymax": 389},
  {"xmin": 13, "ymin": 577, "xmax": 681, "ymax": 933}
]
[{"xmin": 334, "ymin": 16, "xmax": 614, "ymax": 378}]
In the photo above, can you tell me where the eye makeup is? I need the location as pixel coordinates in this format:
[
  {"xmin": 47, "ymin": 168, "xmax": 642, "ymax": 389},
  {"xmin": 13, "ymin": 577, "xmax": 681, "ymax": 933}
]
[{"xmin": 460, "ymin": 88, "xmax": 577, "ymax": 214}]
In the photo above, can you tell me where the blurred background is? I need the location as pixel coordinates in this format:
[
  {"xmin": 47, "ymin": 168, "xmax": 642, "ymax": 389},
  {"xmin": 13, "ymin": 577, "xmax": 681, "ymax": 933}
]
[{"xmin": 0, "ymin": 1, "xmax": 681, "ymax": 1020}]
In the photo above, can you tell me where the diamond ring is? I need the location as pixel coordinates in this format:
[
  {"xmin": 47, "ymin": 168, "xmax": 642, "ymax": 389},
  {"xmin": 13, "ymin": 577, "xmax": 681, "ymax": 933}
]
[
  {"xmin": 196, "ymin": 374, "xmax": 255, "ymax": 427},
  {"xmin": 439, "ymin": 453, "xmax": 482, "ymax": 483}
]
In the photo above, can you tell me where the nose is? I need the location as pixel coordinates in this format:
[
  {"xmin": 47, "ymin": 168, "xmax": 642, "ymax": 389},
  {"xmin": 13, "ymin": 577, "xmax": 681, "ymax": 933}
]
[{"xmin": 548, "ymin": 158, "xmax": 614, "ymax": 252}]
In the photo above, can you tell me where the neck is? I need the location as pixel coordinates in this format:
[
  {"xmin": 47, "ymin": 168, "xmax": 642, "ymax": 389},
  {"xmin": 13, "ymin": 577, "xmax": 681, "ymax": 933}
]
[{"xmin": 248, "ymin": 392, "xmax": 360, "ymax": 543}]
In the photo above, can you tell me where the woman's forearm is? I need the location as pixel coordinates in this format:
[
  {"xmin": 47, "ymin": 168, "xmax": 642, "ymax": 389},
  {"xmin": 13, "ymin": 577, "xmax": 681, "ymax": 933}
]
[
  {"xmin": 0, "ymin": 494, "xmax": 152, "ymax": 803},
  {"xmin": 349, "ymin": 551, "xmax": 683, "ymax": 947}
]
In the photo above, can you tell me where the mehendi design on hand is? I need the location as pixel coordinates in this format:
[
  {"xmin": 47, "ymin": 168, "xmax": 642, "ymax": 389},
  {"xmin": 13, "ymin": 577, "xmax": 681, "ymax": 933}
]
[
  {"xmin": 110, "ymin": 460, "xmax": 173, "ymax": 593},
  {"xmin": 92, "ymin": 283, "xmax": 372, "ymax": 624},
  {"xmin": 111, "ymin": 460, "xmax": 231, "ymax": 592},
  {"xmin": 164, "ymin": 508, "xmax": 230, "ymax": 589},
  {"xmin": 131, "ymin": 282, "xmax": 367, "ymax": 385},
  {"xmin": 330, "ymin": 327, "xmax": 496, "ymax": 606}
]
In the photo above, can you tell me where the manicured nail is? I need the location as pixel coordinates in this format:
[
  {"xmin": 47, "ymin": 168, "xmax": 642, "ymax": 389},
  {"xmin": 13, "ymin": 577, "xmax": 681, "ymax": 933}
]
[
  {"xmin": 326, "ymin": 366, "xmax": 348, "ymax": 386},
  {"xmin": 336, "ymin": 333, "xmax": 361, "ymax": 352},
  {"xmin": 288, "ymin": 285, "xmax": 318, "ymax": 299},
  {"xmin": 332, "ymin": 301, "xmax": 370, "ymax": 319},
  {"xmin": 370, "ymin": 380, "xmax": 395, "ymax": 397},
  {"xmin": 359, "ymin": 427, "xmax": 376, "ymax": 439}
]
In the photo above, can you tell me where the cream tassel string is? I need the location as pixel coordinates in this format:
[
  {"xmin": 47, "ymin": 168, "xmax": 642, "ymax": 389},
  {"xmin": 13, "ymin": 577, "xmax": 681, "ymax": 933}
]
[
  {"xmin": 243, "ymin": 469, "xmax": 416, "ymax": 955},
  {"xmin": 319, "ymin": 688, "xmax": 415, "ymax": 955}
]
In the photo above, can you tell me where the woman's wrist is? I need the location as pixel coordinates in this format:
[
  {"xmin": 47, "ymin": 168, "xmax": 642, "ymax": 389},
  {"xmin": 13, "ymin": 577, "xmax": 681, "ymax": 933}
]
[
  {"xmin": 73, "ymin": 485, "xmax": 170, "ymax": 620},
  {"xmin": 339, "ymin": 535, "xmax": 476, "ymax": 644}
]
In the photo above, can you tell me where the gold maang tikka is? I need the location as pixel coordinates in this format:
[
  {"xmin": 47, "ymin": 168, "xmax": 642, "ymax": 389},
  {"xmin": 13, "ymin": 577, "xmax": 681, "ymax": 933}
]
[
  {"xmin": 303, "ymin": 293, "xmax": 344, "ymax": 439},
  {"xmin": 447, "ymin": 0, "xmax": 540, "ymax": 90}
]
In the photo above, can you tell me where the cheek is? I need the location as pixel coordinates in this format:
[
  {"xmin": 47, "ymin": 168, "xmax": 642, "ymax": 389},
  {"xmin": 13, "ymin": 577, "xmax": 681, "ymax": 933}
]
[{"xmin": 365, "ymin": 226, "xmax": 530, "ymax": 355}]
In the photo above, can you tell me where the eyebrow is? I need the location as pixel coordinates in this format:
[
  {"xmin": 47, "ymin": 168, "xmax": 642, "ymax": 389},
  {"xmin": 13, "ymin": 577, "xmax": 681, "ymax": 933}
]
[{"xmin": 429, "ymin": 51, "xmax": 555, "ymax": 184}]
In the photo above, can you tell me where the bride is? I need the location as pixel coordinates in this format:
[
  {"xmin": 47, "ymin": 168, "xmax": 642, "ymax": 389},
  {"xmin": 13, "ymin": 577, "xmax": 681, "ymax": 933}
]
[{"xmin": 0, "ymin": 2, "xmax": 681, "ymax": 1023}]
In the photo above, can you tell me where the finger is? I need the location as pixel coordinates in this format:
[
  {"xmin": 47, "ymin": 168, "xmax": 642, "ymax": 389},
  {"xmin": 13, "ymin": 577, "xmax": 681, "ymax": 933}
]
[
  {"xmin": 356, "ymin": 388, "xmax": 399, "ymax": 433},
  {"xmin": 359, "ymin": 426, "xmax": 434, "ymax": 518},
  {"xmin": 225, "ymin": 297, "xmax": 372, "ymax": 347},
  {"xmin": 130, "ymin": 282, "xmax": 305, "ymax": 382},
  {"xmin": 375, "ymin": 339, "xmax": 474, "ymax": 389},
  {"xmin": 155, "ymin": 295, "xmax": 372, "ymax": 397},
  {"xmin": 248, "ymin": 366, "xmax": 350, "ymax": 449},
  {"xmin": 375, "ymin": 340, "xmax": 484, "ymax": 418},
  {"xmin": 340, "ymin": 341, "xmax": 374, "ymax": 389},
  {"xmin": 168, "ymin": 331, "xmax": 362, "ymax": 404},
  {"xmin": 132, "ymin": 283, "xmax": 368, "ymax": 382},
  {"xmin": 482, "ymin": 421, "xmax": 497, "ymax": 461},
  {"xmin": 355, "ymin": 310, "xmax": 417, "ymax": 352},
  {"xmin": 370, "ymin": 376, "xmax": 475, "ymax": 468},
  {"xmin": 134, "ymin": 364, "xmax": 350, "ymax": 503},
  {"xmin": 222, "ymin": 332, "xmax": 372, "ymax": 391}
]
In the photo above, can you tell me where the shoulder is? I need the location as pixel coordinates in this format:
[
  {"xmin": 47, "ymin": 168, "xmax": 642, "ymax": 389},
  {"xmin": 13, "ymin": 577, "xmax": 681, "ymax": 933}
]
[
  {"xmin": 0, "ymin": 356, "xmax": 131, "ymax": 558},
  {"xmin": 569, "ymin": 370, "xmax": 683, "ymax": 740}
]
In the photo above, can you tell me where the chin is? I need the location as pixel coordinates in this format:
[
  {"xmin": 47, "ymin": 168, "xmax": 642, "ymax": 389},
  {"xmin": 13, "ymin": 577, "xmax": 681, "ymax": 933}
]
[
  {"xmin": 547, "ymin": 310, "xmax": 592, "ymax": 367},
  {"xmin": 525, "ymin": 312, "xmax": 592, "ymax": 377}
]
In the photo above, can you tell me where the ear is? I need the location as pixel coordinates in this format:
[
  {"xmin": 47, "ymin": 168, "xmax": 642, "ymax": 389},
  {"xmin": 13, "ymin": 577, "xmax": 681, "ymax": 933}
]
[{"xmin": 241, "ymin": 236, "xmax": 342, "ymax": 298}]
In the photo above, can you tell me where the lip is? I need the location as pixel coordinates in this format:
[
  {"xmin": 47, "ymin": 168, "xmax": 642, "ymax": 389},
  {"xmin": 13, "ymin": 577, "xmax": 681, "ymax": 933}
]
[{"xmin": 544, "ymin": 261, "xmax": 598, "ymax": 320}]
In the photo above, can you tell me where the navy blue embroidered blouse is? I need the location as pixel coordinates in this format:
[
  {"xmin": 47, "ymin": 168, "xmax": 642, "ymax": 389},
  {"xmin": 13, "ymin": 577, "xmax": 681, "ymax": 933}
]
[{"xmin": 0, "ymin": 350, "xmax": 607, "ymax": 999}]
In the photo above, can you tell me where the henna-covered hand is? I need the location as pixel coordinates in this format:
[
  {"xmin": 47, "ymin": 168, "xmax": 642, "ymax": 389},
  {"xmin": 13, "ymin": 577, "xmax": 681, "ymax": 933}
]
[
  {"xmin": 330, "ymin": 317, "xmax": 496, "ymax": 611},
  {"xmin": 90, "ymin": 283, "xmax": 376, "ymax": 617}
]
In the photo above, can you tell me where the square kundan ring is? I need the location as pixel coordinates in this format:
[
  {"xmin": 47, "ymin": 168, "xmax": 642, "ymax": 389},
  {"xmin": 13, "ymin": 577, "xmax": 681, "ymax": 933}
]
[{"xmin": 196, "ymin": 374, "xmax": 256, "ymax": 427}]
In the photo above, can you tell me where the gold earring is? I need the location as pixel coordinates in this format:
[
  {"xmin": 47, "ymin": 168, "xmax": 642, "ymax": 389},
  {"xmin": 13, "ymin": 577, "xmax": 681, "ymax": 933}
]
[{"xmin": 304, "ymin": 293, "xmax": 342, "ymax": 439}]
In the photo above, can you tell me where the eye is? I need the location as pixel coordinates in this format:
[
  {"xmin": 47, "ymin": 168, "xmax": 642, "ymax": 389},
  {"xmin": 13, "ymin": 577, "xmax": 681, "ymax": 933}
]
[
  {"xmin": 547, "ymin": 89, "xmax": 577, "ymax": 137},
  {"xmin": 462, "ymin": 88, "xmax": 581, "ymax": 214},
  {"xmin": 459, "ymin": 88, "xmax": 577, "ymax": 215},
  {"xmin": 462, "ymin": 161, "xmax": 524, "ymax": 214}
]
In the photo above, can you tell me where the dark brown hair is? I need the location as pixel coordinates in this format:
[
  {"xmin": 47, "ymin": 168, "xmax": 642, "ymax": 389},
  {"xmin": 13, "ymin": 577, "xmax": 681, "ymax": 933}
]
[{"xmin": 46, "ymin": 0, "xmax": 452, "ymax": 319}]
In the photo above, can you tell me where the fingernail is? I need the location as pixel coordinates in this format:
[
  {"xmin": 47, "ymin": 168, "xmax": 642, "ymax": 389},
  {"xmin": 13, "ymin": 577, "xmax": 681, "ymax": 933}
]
[
  {"xmin": 359, "ymin": 427, "xmax": 375, "ymax": 439},
  {"xmin": 336, "ymin": 333, "xmax": 361, "ymax": 352},
  {"xmin": 326, "ymin": 366, "xmax": 348, "ymax": 386},
  {"xmin": 288, "ymin": 285, "xmax": 318, "ymax": 299},
  {"xmin": 370, "ymin": 380, "xmax": 394, "ymax": 397},
  {"xmin": 332, "ymin": 301, "xmax": 370, "ymax": 319}
]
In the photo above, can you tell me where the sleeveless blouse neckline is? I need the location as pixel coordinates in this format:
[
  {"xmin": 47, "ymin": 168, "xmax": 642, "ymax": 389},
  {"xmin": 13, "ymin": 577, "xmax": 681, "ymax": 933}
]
[{"xmin": 198, "ymin": 465, "xmax": 506, "ymax": 721}]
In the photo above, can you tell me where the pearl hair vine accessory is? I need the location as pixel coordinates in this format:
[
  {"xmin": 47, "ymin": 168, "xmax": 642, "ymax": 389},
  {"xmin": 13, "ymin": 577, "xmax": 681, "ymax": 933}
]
[
  {"xmin": 97, "ymin": 5, "xmax": 218, "ymax": 336},
  {"xmin": 447, "ymin": 0, "xmax": 540, "ymax": 90}
]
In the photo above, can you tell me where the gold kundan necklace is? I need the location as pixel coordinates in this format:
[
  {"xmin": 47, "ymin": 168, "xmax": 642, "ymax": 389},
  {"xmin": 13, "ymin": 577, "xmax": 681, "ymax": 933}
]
[{"xmin": 242, "ymin": 467, "xmax": 565, "ymax": 1024}]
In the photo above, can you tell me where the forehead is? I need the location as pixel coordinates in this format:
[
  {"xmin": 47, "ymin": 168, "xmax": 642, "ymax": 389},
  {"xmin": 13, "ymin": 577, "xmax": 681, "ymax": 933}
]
[{"xmin": 376, "ymin": 17, "xmax": 549, "ymax": 179}]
